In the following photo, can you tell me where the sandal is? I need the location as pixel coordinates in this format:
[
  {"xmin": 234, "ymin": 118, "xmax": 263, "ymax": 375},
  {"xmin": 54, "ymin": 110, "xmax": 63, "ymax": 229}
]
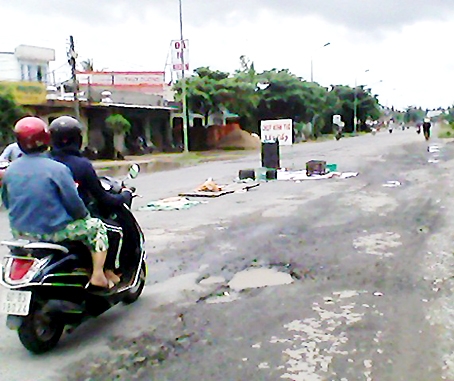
[{"xmin": 85, "ymin": 279, "xmax": 115, "ymax": 293}]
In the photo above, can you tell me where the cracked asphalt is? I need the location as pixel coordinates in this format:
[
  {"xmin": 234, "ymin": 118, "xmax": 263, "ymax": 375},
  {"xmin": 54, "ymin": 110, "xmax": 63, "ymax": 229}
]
[{"xmin": 1, "ymin": 127, "xmax": 454, "ymax": 381}]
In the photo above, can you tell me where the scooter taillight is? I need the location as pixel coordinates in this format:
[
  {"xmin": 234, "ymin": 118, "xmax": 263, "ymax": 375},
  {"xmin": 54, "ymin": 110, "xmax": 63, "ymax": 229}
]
[{"xmin": 10, "ymin": 258, "xmax": 35, "ymax": 281}]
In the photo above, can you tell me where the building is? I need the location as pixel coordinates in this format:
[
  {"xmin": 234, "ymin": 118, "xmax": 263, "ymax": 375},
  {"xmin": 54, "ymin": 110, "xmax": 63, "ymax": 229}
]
[
  {"xmin": 76, "ymin": 71, "xmax": 173, "ymax": 107},
  {"xmin": 1, "ymin": 47, "xmax": 236, "ymax": 154},
  {"xmin": 0, "ymin": 45, "xmax": 55, "ymax": 105},
  {"xmin": 0, "ymin": 45, "xmax": 55, "ymax": 84}
]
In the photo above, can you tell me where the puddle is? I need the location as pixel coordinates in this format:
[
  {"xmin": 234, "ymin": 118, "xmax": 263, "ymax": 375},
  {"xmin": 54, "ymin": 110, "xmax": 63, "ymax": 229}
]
[
  {"xmin": 199, "ymin": 276, "xmax": 226, "ymax": 285},
  {"xmin": 228, "ymin": 268, "xmax": 294, "ymax": 291}
]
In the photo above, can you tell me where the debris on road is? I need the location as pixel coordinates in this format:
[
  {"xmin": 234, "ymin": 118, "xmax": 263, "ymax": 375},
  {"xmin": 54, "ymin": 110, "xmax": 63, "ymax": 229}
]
[
  {"xmin": 277, "ymin": 169, "xmax": 359, "ymax": 181},
  {"xmin": 179, "ymin": 181, "xmax": 259, "ymax": 198},
  {"xmin": 238, "ymin": 169, "xmax": 256, "ymax": 180},
  {"xmin": 139, "ymin": 196, "xmax": 204, "ymax": 211},
  {"xmin": 382, "ymin": 180, "xmax": 401, "ymax": 187},
  {"xmin": 196, "ymin": 178, "xmax": 222, "ymax": 192},
  {"xmin": 306, "ymin": 160, "xmax": 327, "ymax": 176}
]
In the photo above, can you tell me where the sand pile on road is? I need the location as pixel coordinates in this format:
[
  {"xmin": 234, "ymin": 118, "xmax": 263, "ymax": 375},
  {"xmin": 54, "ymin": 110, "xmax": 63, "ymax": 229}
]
[{"xmin": 216, "ymin": 129, "xmax": 261, "ymax": 150}]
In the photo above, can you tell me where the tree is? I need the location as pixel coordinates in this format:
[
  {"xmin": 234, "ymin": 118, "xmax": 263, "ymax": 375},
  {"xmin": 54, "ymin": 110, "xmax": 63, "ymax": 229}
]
[
  {"xmin": 221, "ymin": 56, "xmax": 260, "ymax": 132},
  {"xmin": 0, "ymin": 91, "xmax": 26, "ymax": 146},
  {"xmin": 176, "ymin": 62, "xmax": 384, "ymax": 139},
  {"xmin": 174, "ymin": 67, "xmax": 230, "ymax": 125},
  {"xmin": 404, "ymin": 107, "xmax": 425, "ymax": 125},
  {"xmin": 329, "ymin": 85, "xmax": 381, "ymax": 132},
  {"xmin": 105, "ymin": 114, "xmax": 131, "ymax": 158},
  {"xmin": 80, "ymin": 59, "xmax": 94, "ymax": 71},
  {"xmin": 255, "ymin": 69, "xmax": 329, "ymax": 137}
]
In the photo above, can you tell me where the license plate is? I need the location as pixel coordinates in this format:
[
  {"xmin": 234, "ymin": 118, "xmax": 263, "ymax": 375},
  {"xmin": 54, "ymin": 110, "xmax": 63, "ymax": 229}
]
[{"xmin": 0, "ymin": 290, "xmax": 32, "ymax": 316}]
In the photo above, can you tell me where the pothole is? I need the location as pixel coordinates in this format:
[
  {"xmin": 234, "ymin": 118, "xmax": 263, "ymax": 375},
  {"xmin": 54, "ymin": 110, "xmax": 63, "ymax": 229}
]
[
  {"xmin": 344, "ymin": 191, "xmax": 398, "ymax": 214},
  {"xmin": 353, "ymin": 232, "xmax": 402, "ymax": 257},
  {"xmin": 227, "ymin": 268, "xmax": 294, "ymax": 291},
  {"xmin": 199, "ymin": 276, "xmax": 226, "ymax": 285},
  {"xmin": 200, "ymin": 264, "xmax": 299, "ymax": 304}
]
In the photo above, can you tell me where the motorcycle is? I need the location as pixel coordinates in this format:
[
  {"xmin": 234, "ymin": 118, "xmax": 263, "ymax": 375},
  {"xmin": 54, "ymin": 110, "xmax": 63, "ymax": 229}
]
[{"xmin": 0, "ymin": 164, "xmax": 146, "ymax": 354}]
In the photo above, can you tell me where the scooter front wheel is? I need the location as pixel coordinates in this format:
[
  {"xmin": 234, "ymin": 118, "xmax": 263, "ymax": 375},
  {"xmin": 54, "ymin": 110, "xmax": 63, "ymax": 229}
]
[{"xmin": 18, "ymin": 302, "xmax": 64, "ymax": 354}]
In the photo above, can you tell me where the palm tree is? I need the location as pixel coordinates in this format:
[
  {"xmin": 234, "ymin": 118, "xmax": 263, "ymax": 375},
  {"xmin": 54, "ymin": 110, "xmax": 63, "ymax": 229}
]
[{"xmin": 80, "ymin": 59, "xmax": 94, "ymax": 72}]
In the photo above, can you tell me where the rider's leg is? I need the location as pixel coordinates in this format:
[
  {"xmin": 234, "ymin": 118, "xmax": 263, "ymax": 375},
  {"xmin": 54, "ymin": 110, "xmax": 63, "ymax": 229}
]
[
  {"xmin": 90, "ymin": 250, "xmax": 109, "ymax": 287},
  {"xmin": 52, "ymin": 217, "xmax": 111, "ymax": 288}
]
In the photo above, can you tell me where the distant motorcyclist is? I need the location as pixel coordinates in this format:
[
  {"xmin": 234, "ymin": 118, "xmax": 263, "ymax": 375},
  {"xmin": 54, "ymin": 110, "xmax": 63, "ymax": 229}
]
[
  {"xmin": 422, "ymin": 118, "xmax": 431, "ymax": 140},
  {"xmin": 48, "ymin": 116, "xmax": 132, "ymax": 283},
  {"xmin": 0, "ymin": 142, "xmax": 24, "ymax": 162},
  {"xmin": 1, "ymin": 117, "xmax": 112, "ymax": 289}
]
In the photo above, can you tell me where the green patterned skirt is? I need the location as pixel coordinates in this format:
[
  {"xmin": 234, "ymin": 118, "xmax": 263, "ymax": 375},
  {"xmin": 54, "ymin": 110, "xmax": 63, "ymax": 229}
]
[{"xmin": 12, "ymin": 217, "xmax": 108, "ymax": 253}]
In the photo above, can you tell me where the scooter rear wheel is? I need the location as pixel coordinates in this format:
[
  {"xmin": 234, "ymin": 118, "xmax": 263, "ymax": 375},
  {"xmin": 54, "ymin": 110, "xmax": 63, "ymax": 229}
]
[
  {"xmin": 122, "ymin": 262, "xmax": 146, "ymax": 305},
  {"xmin": 18, "ymin": 303, "xmax": 64, "ymax": 354}
]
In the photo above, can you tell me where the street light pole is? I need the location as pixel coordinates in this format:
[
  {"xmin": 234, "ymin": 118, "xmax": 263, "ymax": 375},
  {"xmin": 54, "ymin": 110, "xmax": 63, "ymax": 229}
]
[
  {"xmin": 353, "ymin": 69, "xmax": 369, "ymax": 135},
  {"xmin": 310, "ymin": 42, "xmax": 331, "ymax": 82},
  {"xmin": 353, "ymin": 77, "xmax": 358, "ymax": 135},
  {"xmin": 179, "ymin": 0, "xmax": 189, "ymax": 153}
]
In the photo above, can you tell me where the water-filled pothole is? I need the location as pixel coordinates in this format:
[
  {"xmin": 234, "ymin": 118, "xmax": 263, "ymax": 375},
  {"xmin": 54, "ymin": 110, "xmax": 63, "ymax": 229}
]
[{"xmin": 227, "ymin": 268, "xmax": 294, "ymax": 291}]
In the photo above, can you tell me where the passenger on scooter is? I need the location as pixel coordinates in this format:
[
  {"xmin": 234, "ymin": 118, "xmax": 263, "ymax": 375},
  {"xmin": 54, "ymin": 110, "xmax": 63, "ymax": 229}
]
[
  {"xmin": 48, "ymin": 116, "xmax": 133, "ymax": 284},
  {"xmin": 1, "ymin": 117, "xmax": 112, "ymax": 289}
]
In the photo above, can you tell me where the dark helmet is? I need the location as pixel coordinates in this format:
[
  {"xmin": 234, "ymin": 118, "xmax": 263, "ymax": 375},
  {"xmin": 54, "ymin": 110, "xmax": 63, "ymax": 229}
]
[
  {"xmin": 14, "ymin": 117, "xmax": 50, "ymax": 154},
  {"xmin": 49, "ymin": 116, "xmax": 83, "ymax": 150}
]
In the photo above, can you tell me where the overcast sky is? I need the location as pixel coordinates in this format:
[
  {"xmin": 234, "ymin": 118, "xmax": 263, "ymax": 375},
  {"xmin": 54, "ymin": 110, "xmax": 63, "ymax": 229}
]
[{"xmin": 1, "ymin": 0, "xmax": 453, "ymax": 110}]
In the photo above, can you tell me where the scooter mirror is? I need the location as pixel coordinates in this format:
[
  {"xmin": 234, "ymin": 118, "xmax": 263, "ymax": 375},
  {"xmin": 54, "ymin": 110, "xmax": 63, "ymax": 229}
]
[{"xmin": 129, "ymin": 164, "xmax": 140, "ymax": 179}]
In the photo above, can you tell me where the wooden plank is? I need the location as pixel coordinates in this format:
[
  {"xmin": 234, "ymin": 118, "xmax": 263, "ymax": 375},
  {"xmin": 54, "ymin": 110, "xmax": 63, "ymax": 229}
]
[{"xmin": 179, "ymin": 182, "xmax": 259, "ymax": 198}]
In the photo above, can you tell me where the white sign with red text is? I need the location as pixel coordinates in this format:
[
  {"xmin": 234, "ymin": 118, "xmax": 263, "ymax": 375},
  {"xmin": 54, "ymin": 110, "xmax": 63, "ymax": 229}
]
[
  {"xmin": 260, "ymin": 119, "xmax": 293, "ymax": 145},
  {"xmin": 171, "ymin": 39, "xmax": 190, "ymax": 72}
]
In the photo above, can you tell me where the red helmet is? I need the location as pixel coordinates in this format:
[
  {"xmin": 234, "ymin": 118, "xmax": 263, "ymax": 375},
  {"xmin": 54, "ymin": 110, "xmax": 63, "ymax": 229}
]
[{"xmin": 14, "ymin": 117, "xmax": 50, "ymax": 154}]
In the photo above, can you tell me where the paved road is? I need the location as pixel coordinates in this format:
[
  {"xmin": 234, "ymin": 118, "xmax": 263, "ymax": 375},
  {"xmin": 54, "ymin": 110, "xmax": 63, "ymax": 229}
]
[{"xmin": 1, "ymin": 128, "xmax": 453, "ymax": 380}]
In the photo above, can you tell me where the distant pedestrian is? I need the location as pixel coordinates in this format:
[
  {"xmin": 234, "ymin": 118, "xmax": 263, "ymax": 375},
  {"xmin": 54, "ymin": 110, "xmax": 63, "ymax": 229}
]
[
  {"xmin": 423, "ymin": 118, "xmax": 431, "ymax": 141},
  {"xmin": 0, "ymin": 142, "xmax": 24, "ymax": 162}
]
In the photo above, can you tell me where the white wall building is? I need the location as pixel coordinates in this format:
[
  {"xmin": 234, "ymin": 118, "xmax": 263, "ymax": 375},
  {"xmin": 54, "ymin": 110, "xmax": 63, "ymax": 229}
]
[{"xmin": 0, "ymin": 45, "xmax": 55, "ymax": 84}]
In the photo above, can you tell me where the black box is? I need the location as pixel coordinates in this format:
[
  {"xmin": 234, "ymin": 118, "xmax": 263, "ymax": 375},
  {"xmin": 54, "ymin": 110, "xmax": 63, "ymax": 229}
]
[
  {"xmin": 261, "ymin": 141, "xmax": 280, "ymax": 169},
  {"xmin": 306, "ymin": 160, "xmax": 326, "ymax": 176}
]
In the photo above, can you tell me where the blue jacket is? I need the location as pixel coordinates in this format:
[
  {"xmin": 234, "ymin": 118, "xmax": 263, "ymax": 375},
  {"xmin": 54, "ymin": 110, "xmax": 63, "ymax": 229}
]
[{"xmin": 1, "ymin": 153, "xmax": 88, "ymax": 235}]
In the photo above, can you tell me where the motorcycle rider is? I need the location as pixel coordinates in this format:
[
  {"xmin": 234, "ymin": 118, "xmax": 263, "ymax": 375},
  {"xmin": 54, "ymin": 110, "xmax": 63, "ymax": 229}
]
[
  {"xmin": 0, "ymin": 142, "xmax": 24, "ymax": 162},
  {"xmin": 1, "ymin": 117, "xmax": 112, "ymax": 289},
  {"xmin": 48, "ymin": 116, "xmax": 133, "ymax": 284},
  {"xmin": 423, "ymin": 117, "xmax": 431, "ymax": 140}
]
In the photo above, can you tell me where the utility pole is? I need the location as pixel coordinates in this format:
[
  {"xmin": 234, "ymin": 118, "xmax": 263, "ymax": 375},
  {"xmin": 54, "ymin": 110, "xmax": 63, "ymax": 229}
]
[
  {"xmin": 68, "ymin": 35, "xmax": 80, "ymax": 119},
  {"xmin": 353, "ymin": 78, "xmax": 358, "ymax": 135},
  {"xmin": 179, "ymin": 0, "xmax": 189, "ymax": 153}
]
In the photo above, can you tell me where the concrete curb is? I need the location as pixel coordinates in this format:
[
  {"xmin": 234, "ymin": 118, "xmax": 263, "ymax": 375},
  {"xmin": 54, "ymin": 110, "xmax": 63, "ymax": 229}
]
[{"xmin": 92, "ymin": 150, "xmax": 256, "ymax": 177}]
